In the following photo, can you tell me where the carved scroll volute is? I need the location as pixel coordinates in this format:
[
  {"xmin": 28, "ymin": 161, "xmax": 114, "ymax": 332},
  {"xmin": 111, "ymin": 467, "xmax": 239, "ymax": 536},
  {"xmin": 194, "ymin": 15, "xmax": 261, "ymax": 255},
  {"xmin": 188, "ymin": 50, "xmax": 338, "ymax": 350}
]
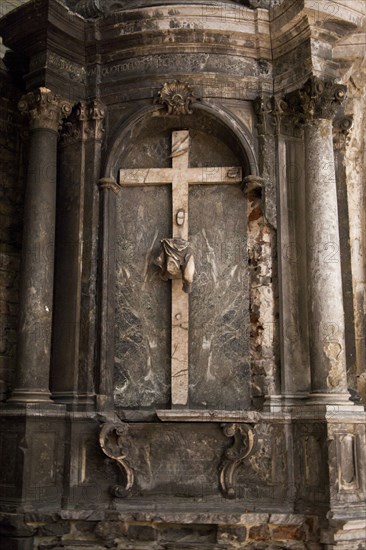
[
  {"xmin": 220, "ymin": 423, "xmax": 256, "ymax": 499},
  {"xmin": 99, "ymin": 422, "xmax": 134, "ymax": 498}
]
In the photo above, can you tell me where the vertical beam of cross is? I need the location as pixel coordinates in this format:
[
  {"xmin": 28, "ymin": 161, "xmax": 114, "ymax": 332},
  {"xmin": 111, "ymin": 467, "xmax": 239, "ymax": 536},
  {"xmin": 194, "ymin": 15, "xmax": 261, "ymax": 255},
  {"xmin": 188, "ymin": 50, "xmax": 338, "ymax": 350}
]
[{"xmin": 171, "ymin": 131, "xmax": 190, "ymax": 406}]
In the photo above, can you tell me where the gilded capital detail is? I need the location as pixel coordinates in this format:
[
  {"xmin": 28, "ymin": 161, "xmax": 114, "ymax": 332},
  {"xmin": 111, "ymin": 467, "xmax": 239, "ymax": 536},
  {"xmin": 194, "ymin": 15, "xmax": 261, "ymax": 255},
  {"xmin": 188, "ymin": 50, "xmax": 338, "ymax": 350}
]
[
  {"xmin": 286, "ymin": 76, "xmax": 347, "ymax": 121},
  {"xmin": 18, "ymin": 87, "xmax": 73, "ymax": 131}
]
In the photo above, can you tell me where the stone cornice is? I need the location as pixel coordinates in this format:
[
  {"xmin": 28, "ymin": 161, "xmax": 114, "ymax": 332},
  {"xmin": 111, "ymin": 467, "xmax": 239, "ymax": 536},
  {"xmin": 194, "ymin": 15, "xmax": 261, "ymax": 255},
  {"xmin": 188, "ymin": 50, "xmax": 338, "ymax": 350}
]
[
  {"xmin": 270, "ymin": 0, "xmax": 365, "ymax": 93},
  {"xmin": 18, "ymin": 88, "xmax": 73, "ymax": 131}
]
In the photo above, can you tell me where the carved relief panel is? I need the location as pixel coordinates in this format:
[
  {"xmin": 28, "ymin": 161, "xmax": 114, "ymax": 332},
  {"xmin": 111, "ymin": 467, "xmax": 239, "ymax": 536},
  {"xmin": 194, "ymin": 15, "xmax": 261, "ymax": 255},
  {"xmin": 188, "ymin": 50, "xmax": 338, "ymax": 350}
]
[{"xmin": 113, "ymin": 113, "xmax": 251, "ymax": 411}]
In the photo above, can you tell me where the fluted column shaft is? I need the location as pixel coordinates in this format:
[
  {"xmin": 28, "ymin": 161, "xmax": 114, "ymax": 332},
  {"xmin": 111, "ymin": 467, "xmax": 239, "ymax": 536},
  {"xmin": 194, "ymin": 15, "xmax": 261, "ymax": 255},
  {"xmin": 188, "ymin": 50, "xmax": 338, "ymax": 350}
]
[{"xmin": 9, "ymin": 88, "xmax": 72, "ymax": 403}]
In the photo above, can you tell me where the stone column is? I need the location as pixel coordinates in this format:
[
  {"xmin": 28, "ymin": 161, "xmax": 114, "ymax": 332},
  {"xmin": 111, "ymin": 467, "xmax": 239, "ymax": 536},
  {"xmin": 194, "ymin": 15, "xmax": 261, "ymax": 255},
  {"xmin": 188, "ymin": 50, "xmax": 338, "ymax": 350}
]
[
  {"xmin": 293, "ymin": 77, "xmax": 350, "ymax": 402},
  {"xmin": 9, "ymin": 88, "xmax": 72, "ymax": 403}
]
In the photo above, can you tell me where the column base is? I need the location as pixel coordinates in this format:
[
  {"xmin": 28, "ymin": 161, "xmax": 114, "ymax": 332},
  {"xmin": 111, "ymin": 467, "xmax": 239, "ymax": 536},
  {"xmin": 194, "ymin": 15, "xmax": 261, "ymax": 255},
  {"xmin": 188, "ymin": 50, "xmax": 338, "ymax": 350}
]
[
  {"xmin": 306, "ymin": 392, "xmax": 365, "ymax": 411},
  {"xmin": 263, "ymin": 393, "xmax": 309, "ymax": 412},
  {"xmin": 262, "ymin": 393, "xmax": 365, "ymax": 415},
  {"xmin": 7, "ymin": 389, "xmax": 53, "ymax": 404}
]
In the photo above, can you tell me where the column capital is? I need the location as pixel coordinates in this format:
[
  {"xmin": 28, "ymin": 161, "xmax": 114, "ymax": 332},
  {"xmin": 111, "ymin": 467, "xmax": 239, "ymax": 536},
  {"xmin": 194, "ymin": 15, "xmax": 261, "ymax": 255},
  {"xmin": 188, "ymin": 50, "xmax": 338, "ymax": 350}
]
[
  {"xmin": 286, "ymin": 76, "xmax": 347, "ymax": 122},
  {"xmin": 18, "ymin": 87, "xmax": 73, "ymax": 131},
  {"xmin": 254, "ymin": 95, "xmax": 287, "ymax": 134},
  {"xmin": 61, "ymin": 100, "xmax": 106, "ymax": 145}
]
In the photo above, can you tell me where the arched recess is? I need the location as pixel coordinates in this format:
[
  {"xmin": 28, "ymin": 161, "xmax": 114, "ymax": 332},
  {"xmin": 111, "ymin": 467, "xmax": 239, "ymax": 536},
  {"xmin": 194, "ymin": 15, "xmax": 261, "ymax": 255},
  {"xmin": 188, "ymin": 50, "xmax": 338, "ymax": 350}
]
[
  {"xmin": 97, "ymin": 102, "xmax": 276, "ymax": 414},
  {"xmin": 103, "ymin": 101, "xmax": 258, "ymax": 180}
]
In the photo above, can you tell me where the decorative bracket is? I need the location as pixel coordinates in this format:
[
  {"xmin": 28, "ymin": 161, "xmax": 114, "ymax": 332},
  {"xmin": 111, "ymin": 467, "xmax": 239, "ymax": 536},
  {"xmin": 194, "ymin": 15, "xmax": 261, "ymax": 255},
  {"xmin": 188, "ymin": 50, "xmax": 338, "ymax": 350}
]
[
  {"xmin": 99, "ymin": 422, "xmax": 134, "ymax": 498},
  {"xmin": 219, "ymin": 423, "xmax": 256, "ymax": 499}
]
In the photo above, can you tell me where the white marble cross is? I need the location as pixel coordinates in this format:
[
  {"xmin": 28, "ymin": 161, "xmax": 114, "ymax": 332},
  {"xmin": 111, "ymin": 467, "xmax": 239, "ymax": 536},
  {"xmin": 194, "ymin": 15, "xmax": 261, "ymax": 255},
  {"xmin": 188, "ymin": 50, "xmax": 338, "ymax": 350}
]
[{"xmin": 119, "ymin": 130, "xmax": 242, "ymax": 407}]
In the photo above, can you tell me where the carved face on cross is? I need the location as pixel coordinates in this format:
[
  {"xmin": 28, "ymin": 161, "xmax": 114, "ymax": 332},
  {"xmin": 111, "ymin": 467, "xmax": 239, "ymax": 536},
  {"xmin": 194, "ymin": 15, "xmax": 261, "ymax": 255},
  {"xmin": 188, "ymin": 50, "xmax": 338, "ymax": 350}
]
[{"xmin": 119, "ymin": 130, "xmax": 242, "ymax": 407}]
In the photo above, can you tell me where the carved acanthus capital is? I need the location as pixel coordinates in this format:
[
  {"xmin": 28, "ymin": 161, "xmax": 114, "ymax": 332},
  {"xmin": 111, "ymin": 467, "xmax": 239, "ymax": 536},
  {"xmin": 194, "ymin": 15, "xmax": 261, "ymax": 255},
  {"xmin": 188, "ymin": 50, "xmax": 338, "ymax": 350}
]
[
  {"xmin": 333, "ymin": 116, "xmax": 353, "ymax": 152},
  {"xmin": 18, "ymin": 88, "xmax": 73, "ymax": 132},
  {"xmin": 155, "ymin": 80, "xmax": 198, "ymax": 116},
  {"xmin": 99, "ymin": 422, "xmax": 135, "ymax": 498},
  {"xmin": 219, "ymin": 423, "xmax": 256, "ymax": 499},
  {"xmin": 60, "ymin": 100, "xmax": 106, "ymax": 144},
  {"xmin": 254, "ymin": 94, "xmax": 287, "ymax": 134},
  {"xmin": 286, "ymin": 77, "xmax": 347, "ymax": 122}
]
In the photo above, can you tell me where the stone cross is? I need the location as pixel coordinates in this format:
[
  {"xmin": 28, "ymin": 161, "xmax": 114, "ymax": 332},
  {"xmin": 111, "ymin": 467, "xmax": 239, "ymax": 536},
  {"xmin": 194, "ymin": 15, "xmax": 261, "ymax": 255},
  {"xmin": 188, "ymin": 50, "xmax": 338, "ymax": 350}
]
[{"xmin": 119, "ymin": 130, "xmax": 242, "ymax": 407}]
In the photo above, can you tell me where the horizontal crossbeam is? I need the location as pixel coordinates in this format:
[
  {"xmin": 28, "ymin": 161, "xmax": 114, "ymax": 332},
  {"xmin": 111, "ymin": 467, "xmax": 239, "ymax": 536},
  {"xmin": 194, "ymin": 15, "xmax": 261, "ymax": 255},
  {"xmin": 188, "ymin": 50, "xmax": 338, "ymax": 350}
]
[{"xmin": 119, "ymin": 166, "xmax": 242, "ymax": 186}]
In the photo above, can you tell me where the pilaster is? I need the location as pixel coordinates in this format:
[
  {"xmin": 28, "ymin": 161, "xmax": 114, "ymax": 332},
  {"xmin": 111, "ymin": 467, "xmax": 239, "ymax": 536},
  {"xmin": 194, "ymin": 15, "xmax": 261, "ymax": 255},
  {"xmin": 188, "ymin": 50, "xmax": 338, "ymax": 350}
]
[
  {"xmin": 51, "ymin": 100, "xmax": 106, "ymax": 408},
  {"xmin": 97, "ymin": 176, "xmax": 121, "ymax": 412}
]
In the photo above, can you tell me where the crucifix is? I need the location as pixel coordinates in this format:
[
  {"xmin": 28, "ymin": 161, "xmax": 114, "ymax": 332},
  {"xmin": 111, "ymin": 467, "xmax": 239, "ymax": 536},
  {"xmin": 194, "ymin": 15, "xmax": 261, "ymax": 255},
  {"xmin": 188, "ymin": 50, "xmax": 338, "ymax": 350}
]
[{"xmin": 119, "ymin": 130, "xmax": 242, "ymax": 407}]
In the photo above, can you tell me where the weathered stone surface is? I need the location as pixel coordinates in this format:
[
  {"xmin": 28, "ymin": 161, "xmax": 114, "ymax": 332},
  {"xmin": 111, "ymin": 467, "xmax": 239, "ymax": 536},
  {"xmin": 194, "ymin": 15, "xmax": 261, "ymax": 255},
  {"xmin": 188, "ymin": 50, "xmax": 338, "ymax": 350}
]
[
  {"xmin": 115, "ymin": 183, "xmax": 172, "ymax": 408},
  {"xmin": 0, "ymin": 65, "xmax": 24, "ymax": 402},
  {"xmin": 0, "ymin": 0, "xmax": 365, "ymax": 549}
]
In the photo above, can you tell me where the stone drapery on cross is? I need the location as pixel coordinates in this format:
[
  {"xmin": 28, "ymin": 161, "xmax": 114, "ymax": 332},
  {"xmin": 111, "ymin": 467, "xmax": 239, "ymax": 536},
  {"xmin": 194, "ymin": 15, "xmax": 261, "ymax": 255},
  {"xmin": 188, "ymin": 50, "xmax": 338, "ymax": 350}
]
[{"xmin": 119, "ymin": 130, "xmax": 242, "ymax": 406}]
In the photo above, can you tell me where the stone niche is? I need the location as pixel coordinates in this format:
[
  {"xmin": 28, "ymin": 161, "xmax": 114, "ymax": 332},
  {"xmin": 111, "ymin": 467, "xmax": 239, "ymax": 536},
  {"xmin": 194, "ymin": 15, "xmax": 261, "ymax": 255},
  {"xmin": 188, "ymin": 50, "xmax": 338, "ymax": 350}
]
[{"xmin": 111, "ymin": 110, "xmax": 253, "ymax": 411}]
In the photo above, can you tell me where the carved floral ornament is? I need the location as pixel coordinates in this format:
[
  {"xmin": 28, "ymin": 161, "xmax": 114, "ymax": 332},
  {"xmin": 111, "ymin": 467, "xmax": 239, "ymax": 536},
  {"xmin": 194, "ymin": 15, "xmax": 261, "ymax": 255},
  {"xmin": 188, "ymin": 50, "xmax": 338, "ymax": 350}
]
[
  {"xmin": 286, "ymin": 76, "xmax": 347, "ymax": 122},
  {"xmin": 18, "ymin": 87, "xmax": 73, "ymax": 131},
  {"xmin": 155, "ymin": 80, "xmax": 198, "ymax": 116},
  {"xmin": 60, "ymin": 100, "xmax": 106, "ymax": 144},
  {"xmin": 254, "ymin": 77, "xmax": 347, "ymax": 133}
]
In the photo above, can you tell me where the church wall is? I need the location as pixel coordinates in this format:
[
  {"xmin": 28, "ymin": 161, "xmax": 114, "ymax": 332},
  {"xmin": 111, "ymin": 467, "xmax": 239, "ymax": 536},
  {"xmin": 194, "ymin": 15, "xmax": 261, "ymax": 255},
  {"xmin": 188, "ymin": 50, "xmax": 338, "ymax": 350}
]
[{"xmin": 0, "ymin": 64, "xmax": 25, "ymax": 401}]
